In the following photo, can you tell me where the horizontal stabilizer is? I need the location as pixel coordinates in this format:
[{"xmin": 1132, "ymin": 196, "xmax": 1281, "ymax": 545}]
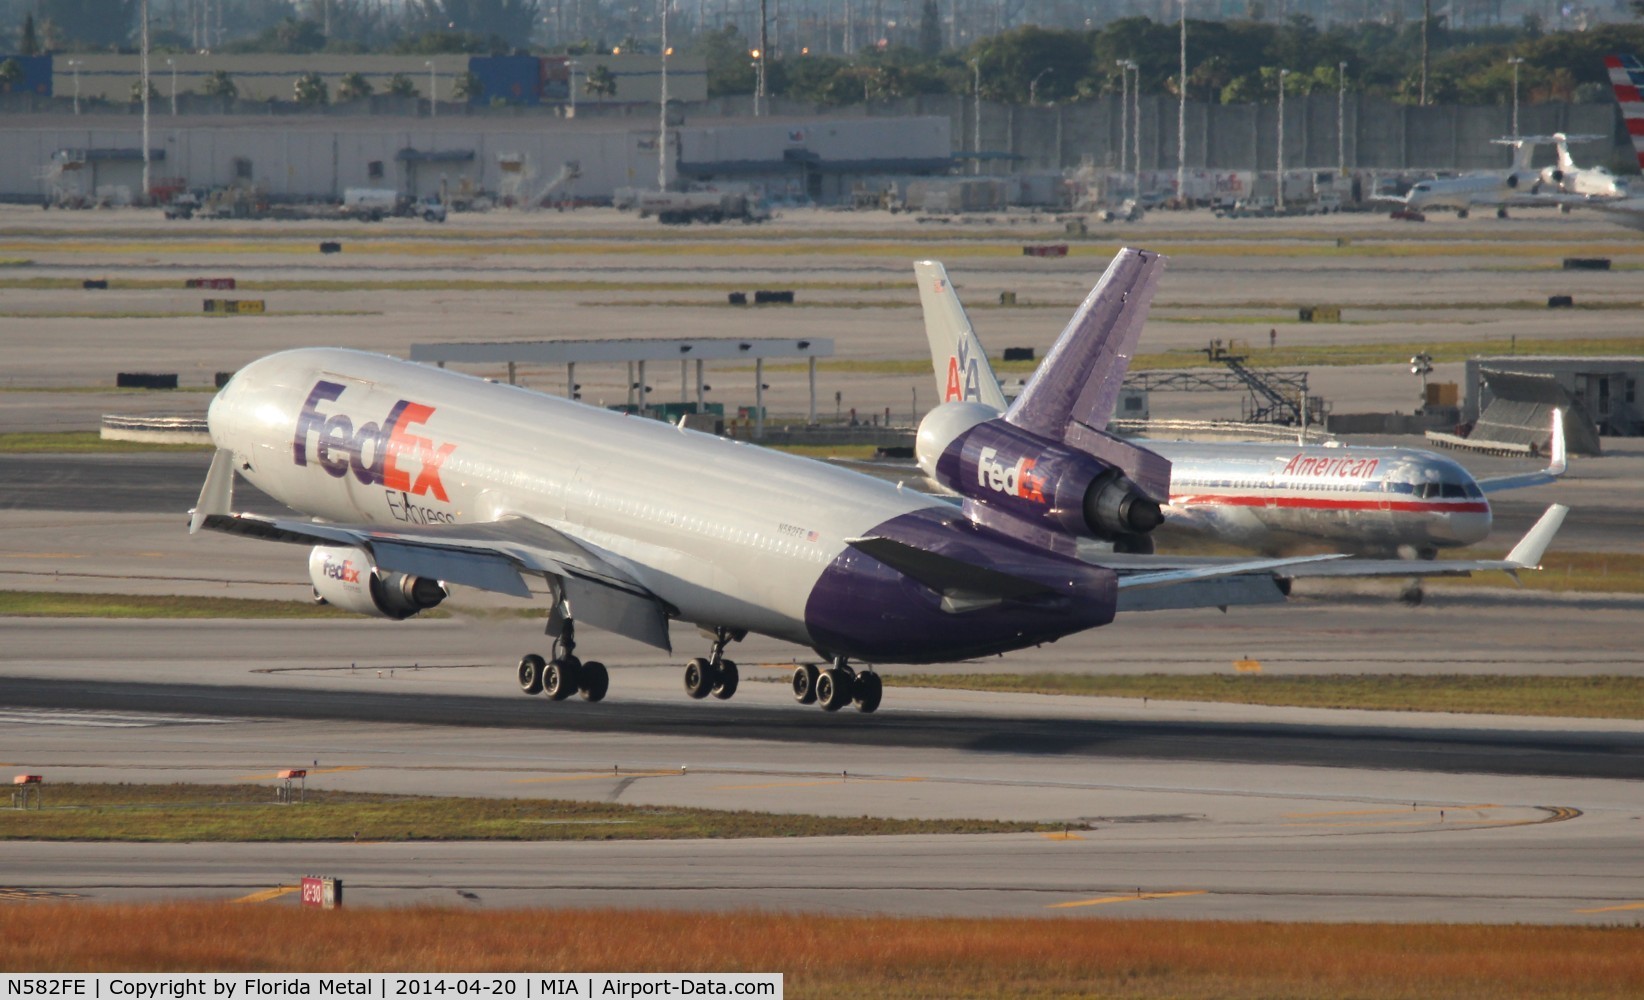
[
  {"xmin": 846, "ymin": 536, "xmax": 1055, "ymax": 605},
  {"xmin": 1117, "ymin": 575, "xmax": 1288, "ymax": 612}
]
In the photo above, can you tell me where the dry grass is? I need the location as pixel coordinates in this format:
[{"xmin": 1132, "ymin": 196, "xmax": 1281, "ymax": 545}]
[
  {"xmin": 886, "ymin": 674, "xmax": 1644, "ymax": 719},
  {"xmin": 1, "ymin": 904, "xmax": 1639, "ymax": 998}
]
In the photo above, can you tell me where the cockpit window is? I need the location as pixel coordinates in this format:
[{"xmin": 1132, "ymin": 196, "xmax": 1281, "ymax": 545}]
[{"xmin": 1441, "ymin": 483, "xmax": 1466, "ymax": 498}]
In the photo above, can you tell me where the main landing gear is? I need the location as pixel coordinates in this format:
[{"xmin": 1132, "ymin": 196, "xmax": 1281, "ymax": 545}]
[
  {"xmin": 517, "ymin": 619, "xmax": 608, "ymax": 702},
  {"xmin": 683, "ymin": 626, "xmax": 744, "ymax": 701},
  {"xmin": 791, "ymin": 657, "xmax": 882, "ymax": 714}
]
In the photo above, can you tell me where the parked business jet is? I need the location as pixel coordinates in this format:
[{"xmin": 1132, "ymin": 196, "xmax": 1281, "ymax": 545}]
[
  {"xmin": 1384, "ymin": 136, "xmax": 1551, "ymax": 218},
  {"xmin": 191, "ymin": 249, "xmax": 1354, "ymax": 713},
  {"xmin": 1539, "ymin": 133, "xmax": 1629, "ymax": 200},
  {"xmin": 915, "ymin": 260, "xmax": 1567, "ymax": 596}
]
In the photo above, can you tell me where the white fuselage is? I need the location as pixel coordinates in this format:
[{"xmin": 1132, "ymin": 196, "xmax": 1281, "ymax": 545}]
[
  {"xmin": 1147, "ymin": 439, "xmax": 1491, "ymax": 554},
  {"xmin": 209, "ymin": 348, "xmax": 937, "ymax": 648}
]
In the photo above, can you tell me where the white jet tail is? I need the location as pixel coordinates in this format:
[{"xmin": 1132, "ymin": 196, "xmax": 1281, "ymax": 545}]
[{"xmin": 913, "ymin": 260, "xmax": 1009, "ymax": 412}]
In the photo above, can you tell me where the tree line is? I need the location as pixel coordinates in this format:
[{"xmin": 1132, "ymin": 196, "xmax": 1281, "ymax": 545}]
[{"xmin": 6, "ymin": 3, "xmax": 1644, "ymax": 110}]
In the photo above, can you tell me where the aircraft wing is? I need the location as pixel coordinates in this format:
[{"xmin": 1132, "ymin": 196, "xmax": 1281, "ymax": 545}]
[
  {"xmin": 1087, "ymin": 504, "xmax": 1568, "ymax": 583},
  {"xmin": 1476, "ymin": 409, "xmax": 1567, "ymax": 494},
  {"xmin": 189, "ymin": 449, "xmax": 675, "ymax": 649}
]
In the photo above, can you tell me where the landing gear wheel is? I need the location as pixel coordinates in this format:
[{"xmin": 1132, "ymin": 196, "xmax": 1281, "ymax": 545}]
[
  {"xmin": 1399, "ymin": 584, "xmax": 1425, "ymax": 606},
  {"xmin": 711, "ymin": 660, "xmax": 739, "ymax": 700},
  {"xmin": 544, "ymin": 657, "xmax": 580, "ymax": 700},
  {"xmin": 518, "ymin": 654, "xmax": 545, "ymax": 695},
  {"xmin": 816, "ymin": 667, "xmax": 853, "ymax": 712},
  {"xmin": 578, "ymin": 661, "xmax": 608, "ymax": 702},
  {"xmin": 852, "ymin": 670, "xmax": 883, "ymax": 714},
  {"xmin": 792, "ymin": 664, "xmax": 819, "ymax": 705},
  {"xmin": 684, "ymin": 657, "xmax": 716, "ymax": 699}
]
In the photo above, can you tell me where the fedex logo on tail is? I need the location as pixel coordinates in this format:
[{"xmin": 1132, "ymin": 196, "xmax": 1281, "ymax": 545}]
[
  {"xmin": 945, "ymin": 338, "xmax": 986, "ymax": 403},
  {"xmin": 978, "ymin": 446, "xmax": 1047, "ymax": 503},
  {"xmin": 294, "ymin": 380, "xmax": 455, "ymax": 501}
]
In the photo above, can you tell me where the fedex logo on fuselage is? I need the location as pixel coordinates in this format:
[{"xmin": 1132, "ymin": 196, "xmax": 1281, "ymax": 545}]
[
  {"xmin": 294, "ymin": 380, "xmax": 455, "ymax": 502},
  {"xmin": 944, "ymin": 338, "xmax": 985, "ymax": 403},
  {"xmin": 977, "ymin": 446, "xmax": 1046, "ymax": 503}
]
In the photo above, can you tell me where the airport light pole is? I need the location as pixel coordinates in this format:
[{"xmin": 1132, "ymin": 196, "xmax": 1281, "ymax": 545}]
[
  {"xmin": 167, "ymin": 57, "xmax": 177, "ymax": 116},
  {"xmin": 140, "ymin": 0, "xmax": 151, "ymax": 205},
  {"xmin": 568, "ymin": 59, "xmax": 579, "ymax": 117},
  {"xmin": 1337, "ymin": 61, "xmax": 1347, "ymax": 176},
  {"xmin": 972, "ymin": 58, "xmax": 981, "ymax": 175},
  {"xmin": 1116, "ymin": 60, "xmax": 1130, "ymax": 200},
  {"xmin": 1276, "ymin": 68, "xmax": 1288, "ymax": 213},
  {"xmin": 658, "ymin": 0, "xmax": 669, "ymax": 192},
  {"xmin": 751, "ymin": 48, "xmax": 764, "ymax": 116},
  {"xmin": 1508, "ymin": 56, "xmax": 1524, "ymax": 136},
  {"xmin": 1176, "ymin": 0, "xmax": 1187, "ymax": 205},
  {"xmin": 68, "ymin": 60, "xmax": 81, "ymax": 115},
  {"xmin": 425, "ymin": 60, "xmax": 436, "ymax": 119}
]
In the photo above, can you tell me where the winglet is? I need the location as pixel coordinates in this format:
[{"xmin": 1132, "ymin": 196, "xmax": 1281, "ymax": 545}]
[
  {"xmin": 1504, "ymin": 504, "xmax": 1569, "ymax": 570},
  {"xmin": 189, "ymin": 448, "xmax": 236, "ymax": 535},
  {"xmin": 1546, "ymin": 407, "xmax": 1567, "ymax": 477}
]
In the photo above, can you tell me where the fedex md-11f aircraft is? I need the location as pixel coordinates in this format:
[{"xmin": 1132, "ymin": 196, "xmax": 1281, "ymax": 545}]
[
  {"xmin": 192, "ymin": 249, "xmax": 1322, "ymax": 714},
  {"xmin": 914, "ymin": 260, "xmax": 1568, "ymax": 589}
]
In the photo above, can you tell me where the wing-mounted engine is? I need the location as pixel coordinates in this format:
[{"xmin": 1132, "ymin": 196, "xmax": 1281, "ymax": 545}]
[
  {"xmin": 916, "ymin": 403, "xmax": 1163, "ymax": 549},
  {"xmin": 308, "ymin": 545, "xmax": 447, "ymax": 620}
]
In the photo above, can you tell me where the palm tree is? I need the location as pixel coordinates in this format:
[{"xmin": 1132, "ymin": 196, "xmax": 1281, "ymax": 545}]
[
  {"xmin": 337, "ymin": 72, "xmax": 374, "ymax": 101},
  {"xmin": 294, "ymin": 71, "xmax": 329, "ymax": 106}
]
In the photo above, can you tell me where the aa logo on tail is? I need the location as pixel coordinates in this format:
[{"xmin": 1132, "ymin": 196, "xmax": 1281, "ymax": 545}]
[{"xmin": 944, "ymin": 340, "xmax": 985, "ymax": 403}]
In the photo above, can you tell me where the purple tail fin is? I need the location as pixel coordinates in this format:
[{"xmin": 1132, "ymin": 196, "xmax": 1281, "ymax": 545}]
[{"xmin": 1004, "ymin": 247, "xmax": 1170, "ymax": 501}]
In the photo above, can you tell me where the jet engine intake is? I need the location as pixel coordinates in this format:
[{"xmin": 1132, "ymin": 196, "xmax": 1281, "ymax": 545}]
[{"xmin": 308, "ymin": 545, "xmax": 446, "ymax": 620}]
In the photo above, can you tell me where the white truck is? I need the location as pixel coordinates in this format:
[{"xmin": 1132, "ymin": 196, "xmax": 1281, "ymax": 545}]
[{"xmin": 340, "ymin": 188, "xmax": 447, "ymax": 223}]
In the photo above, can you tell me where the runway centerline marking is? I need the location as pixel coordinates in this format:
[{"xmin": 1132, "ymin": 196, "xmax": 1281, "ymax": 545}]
[
  {"xmin": 233, "ymin": 886, "xmax": 299, "ymax": 904},
  {"xmin": 236, "ymin": 766, "xmax": 365, "ymax": 781},
  {"xmin": 1049, "ymin": 890, "xmax": 1206, "ymax": 909}
]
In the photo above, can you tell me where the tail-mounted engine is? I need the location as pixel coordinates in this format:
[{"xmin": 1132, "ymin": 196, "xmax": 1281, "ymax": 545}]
[
  {"xmin": 916, "ymin": 403, "xmax": 1163, "ymax": 544},
  {"xmin": 308, "ymin": 545, "xmax": 447, "ymax": 620}
]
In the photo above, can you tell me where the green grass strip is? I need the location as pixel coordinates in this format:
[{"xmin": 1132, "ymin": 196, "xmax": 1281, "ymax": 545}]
[
  {"xmin": 0, "ymin": 591, "xmax": 362, "ymax": 619},
  {"xmin": 0, "ymin": 431, "xmax": 210, "ymax": 453},
  {"xmin": 887, "ymin": 673, "xmax": 1644, "ymax": 719},
  {"xmin": 0, "ymin": 782, "xmax": 1054, "ymax": 842}
]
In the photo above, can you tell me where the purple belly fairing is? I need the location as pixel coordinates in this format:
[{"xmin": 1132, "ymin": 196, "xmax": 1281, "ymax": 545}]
[{"xmin": 802, "ymin": 508, "xmax": 1118, "ymax": 664}]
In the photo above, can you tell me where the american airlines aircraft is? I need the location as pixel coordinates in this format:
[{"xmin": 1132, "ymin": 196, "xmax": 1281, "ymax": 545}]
[
  {"xmin": 1581, "ymin": 54, "xmax": 1644, "ymax": 233},
  {"xmin": 914, "ymin": 261, "xmax": 1567, "ymax": 586},
  {"xmin": 191, "ymin": 249, "xmax": 1350, "ymax": 714}
]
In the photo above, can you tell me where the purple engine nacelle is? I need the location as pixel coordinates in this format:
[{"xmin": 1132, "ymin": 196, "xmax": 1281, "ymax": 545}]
[{"xmin": 915, "ymin": 402, "xmax": 1164, "ymax": 544}]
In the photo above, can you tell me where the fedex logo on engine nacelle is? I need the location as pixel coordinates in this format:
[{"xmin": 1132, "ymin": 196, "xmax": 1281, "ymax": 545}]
[
  {"xmin": 322, "ymin": 557, "xmax": 362, "ymax": 584},
  {"xmin": 294, "ymin": 380, "xmax": 455, "ymax": 502},
  {"xmin": 977, "ymin": 446, "xmax": 1046, "ymax": 503}
]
